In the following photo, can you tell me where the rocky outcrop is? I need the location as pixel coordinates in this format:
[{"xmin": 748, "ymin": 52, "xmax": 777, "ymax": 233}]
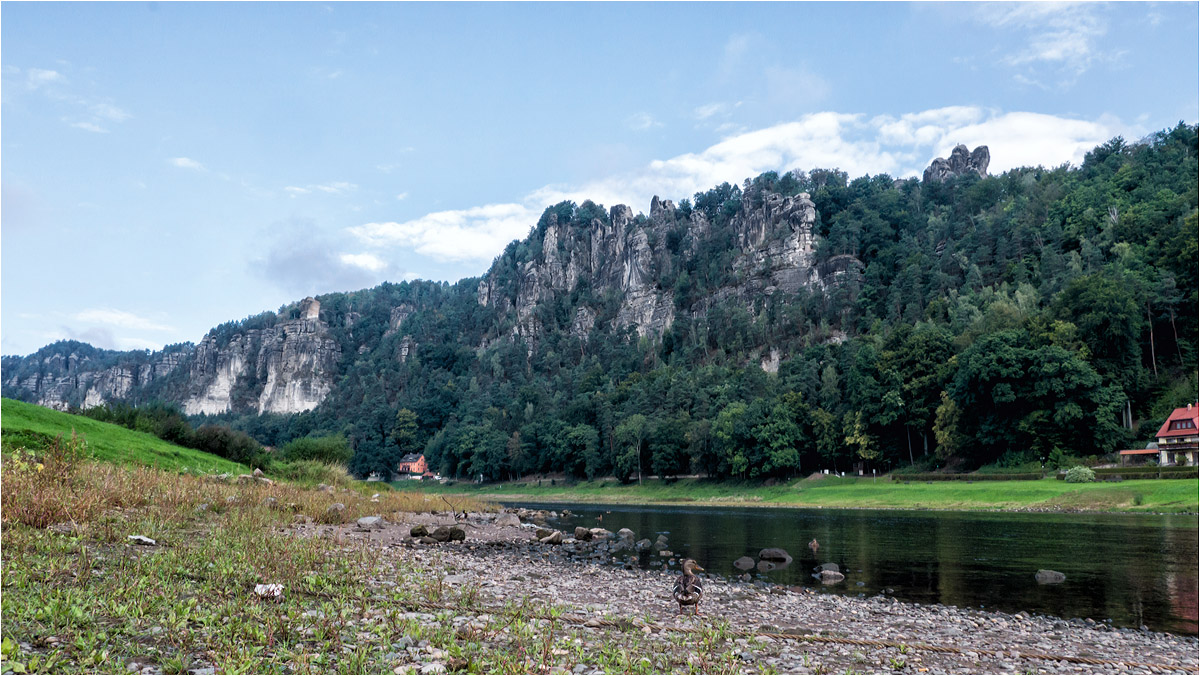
[
  {"xmin": 477, "ymin": 189, "xmax": 825, "ymax": 342},
  {"xmin": 182, "ymin": 316, "xmax": 341, "ymax": 415},
  {"xmin": 923, "ymin": 145, "xmax": 990, "ymax": 183},
  {"xmin": 1, "ymin": 345, "xmax": 188, "ymax": 411}
]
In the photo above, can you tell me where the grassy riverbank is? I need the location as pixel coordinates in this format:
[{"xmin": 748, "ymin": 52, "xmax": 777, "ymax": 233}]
[
  {"xmin": 1, "ymin": 398, "xmax": 249, "ymax": 475},
  {"xmin": 395, "ymin": 473, "xmax": 1200, "ymax": 514}
]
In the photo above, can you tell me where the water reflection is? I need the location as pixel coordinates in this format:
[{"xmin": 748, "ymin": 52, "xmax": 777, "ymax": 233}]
[{"xmin": 507, "ymin": 501, "xmax": 1199, "ymax": 635}]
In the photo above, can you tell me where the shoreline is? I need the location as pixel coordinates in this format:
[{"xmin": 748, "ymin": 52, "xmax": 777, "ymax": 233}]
[
  {"xmin": 397, "ymin": 486, "xmax": 1200, "ymax": 517},
  {"xmin": 305, "ymin": 510, "xmax": 1200, "ymax": 674}
]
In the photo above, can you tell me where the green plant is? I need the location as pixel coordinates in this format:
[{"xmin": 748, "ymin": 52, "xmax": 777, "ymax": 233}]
[{"xmin": 1065, "ymin": 466, "xmax": 1096, "ymax": 483}]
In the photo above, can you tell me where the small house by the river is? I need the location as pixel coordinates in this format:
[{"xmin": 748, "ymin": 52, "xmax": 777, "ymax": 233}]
[
  {"xmin": 396, "ymin": 453, "xmax": 428, "ymax": 478},
  {"xmin": 1155, "ymin": 403, "xmax": 1199, "ymax": 466}
]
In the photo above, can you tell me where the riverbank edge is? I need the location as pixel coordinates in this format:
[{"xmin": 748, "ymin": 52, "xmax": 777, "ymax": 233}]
[{"xmin": 390, "ymin": 481, "xmax": 1200, "ymax": 517}]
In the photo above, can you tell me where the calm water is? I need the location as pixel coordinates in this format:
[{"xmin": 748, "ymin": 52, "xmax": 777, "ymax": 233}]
[{"xmin": 507, "ymin": 501, "xmax": 1199, "ymax": 635}]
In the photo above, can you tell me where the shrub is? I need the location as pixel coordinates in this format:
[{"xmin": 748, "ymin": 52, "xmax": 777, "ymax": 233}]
[
  {"xmin": 269, "ymin": 459, "xmax": 352, "ymax": 487},
  {"xmin": 1064, "ymin": 466, "xmax": 1096, "ymax": 483},
  {"xmin": 278, "ymin": 435, "xmax": 352, "ymax": 464}
]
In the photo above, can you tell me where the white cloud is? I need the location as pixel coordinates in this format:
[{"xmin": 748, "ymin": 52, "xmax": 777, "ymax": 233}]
[
  {"xmin": 976, "ymin": 2, "xmax": 1109, "ymax": 75},
  {"xmin": 349, "ymin": 203, "xmax": 538, "ymax": 262},
  {"xmin": 694, "ymin": 102, "xmax": 737, "ymax": 121},
  {"xmin": 73, "ymin": 308, "xmax": 174, "ymax": 332},
  {"xmin": 339, "ymin": 252, "xmax": 388, "ymax": 272},
  {"xmin": 284, "ymin": 181, "xmax": 357, "ymax": 196},
  {"xmin": 70, "ymin": 121, "xmax": 108, "ymax": 133},
  {"xmin": 396, "ymin": 192, "xmax": 409, "ymax": 201},
  {"xmin": 348, "ymin": 107, "xmax": 1135, "ymax": 265},
  {"xmin": 170, "ymin": 157, "xmax": 206, "ymax": 171},
  {"xmin": 26, "ymin": 68, "xmax": 63, "ymax": 89},
  {"xmin": 90, "ymin": 102, "xmax": 131, "ymax": 122},
  {"xmin": 626, "ymin": 112, "xmax": 662, "ymax": 131}
]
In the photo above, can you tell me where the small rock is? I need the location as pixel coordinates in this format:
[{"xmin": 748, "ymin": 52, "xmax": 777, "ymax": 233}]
[
  {"xmin": 252, "ymin": 468, "xmax": 264, "ymax": 477},
  {"xmin": 420, "ymin": 662, "xmax": 446, "ymax": 675},
  {"xmin": 759, "ymin": 547, "xmax": 792, "ymax": 562},
  {"xmin": 616, "ymin": 528, "xmax": 635, "ymax": 540},
  {"xmin": 127, "ymin": 535, "xmax": 156, "ymax": 546},
  {"xmin": 357, "ymin": 516, "xmax": 386, "ymax": 530},
  {"xmin": 410, "ymin": 524, "xmax": 429, "ymax": 537},
  {"xmin": 326, "ymin": 503, "xmax": 346, "ymax": 518},
  {"xmin": 733, "ymin": 556, "xmax": 756, "ymax": 571},
  {"xmin": 1035, "ymin": 569, "xmax": 1067, "ymax": 585},
  {"xmin": 495, "ymin": 513, "xmax": 521, "ymax": 527},
  {"xmin": 540, "ymin": 531, "xmax": 563, "ymax": 545},
  {"xmin": 574, "ymin": 527, "xmax": 593, "ymax": 541}
]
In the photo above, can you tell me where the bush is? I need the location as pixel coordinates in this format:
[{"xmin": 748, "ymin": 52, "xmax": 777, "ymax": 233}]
[
  {"xmin": 1064, "ymin": 466, "xmax": 1096, "ymax": 483},
  {"xmin": 269, "ymin": 459, "xmax": 352, "ymax": 487},
  {"xmin": 278, "ymin": 435, "xmax": 352, "ymax": 464}
]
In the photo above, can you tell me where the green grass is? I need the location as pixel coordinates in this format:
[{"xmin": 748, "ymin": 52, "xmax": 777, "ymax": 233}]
[
  {"xmin": 397, "ymin": 473, "xmax": 1199, "ymax": 514},
  {"xmin": 1, "ymin": 398, "xmax": 248, "ymax": 475}
]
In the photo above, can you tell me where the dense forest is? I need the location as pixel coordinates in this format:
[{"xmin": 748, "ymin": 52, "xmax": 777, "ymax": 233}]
[{"xmin": 11, "ymin": 125, "xmax": 1199, "ymax": 481}]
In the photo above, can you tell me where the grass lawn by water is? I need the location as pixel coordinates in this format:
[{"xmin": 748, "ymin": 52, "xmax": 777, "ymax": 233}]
[
  {"xmin": 395, "ymin": 473, "xmax": 1199, "ymax": 514},
  {"xmin": 1, "ymin": 397, "xmax": 248, "ymax": 475}
]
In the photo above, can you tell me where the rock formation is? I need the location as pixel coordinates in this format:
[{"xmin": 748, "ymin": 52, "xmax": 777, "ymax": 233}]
[{"xmin": 923, "ymin": 145, "xmax": 990, "ymax": 183}]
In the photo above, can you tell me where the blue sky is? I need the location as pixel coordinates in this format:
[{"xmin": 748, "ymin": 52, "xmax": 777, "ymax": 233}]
[{"xmin": 2, "ymin": 2, "xmax": 1197, "ymax": 357}]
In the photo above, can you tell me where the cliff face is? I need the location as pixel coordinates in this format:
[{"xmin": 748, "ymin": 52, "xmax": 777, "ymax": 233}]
[
  {"xmin": 1, "ymin": 346, "xmax": 188, "ymax": 411},
  {"xmin": 182, "ymin": 306, "xmax": 342, "ymax": 416},
  {"xmin": 476, "ymin": 189, "xmax": 826, "ymax": 342}
]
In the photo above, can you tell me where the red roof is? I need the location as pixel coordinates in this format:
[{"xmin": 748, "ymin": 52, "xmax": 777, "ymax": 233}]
[
  {"xmin": 1156, "ymin": 403, "xmax": 1200, "ymax": 439},
  {"xmin": 1119, "ymin": 448, "xmax": 1159, "ymax": 455}
]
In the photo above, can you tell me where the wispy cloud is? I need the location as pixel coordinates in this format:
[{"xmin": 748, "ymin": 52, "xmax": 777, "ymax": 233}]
[
  {"xmin": 25, "ymin": 67, "xmax": 63, "ymax": 89},
  {"xmin": 170, "ymin": 157, "xmax": 206, "ymax": 171},
  {"xmin": 338, "ymin": 252, "xmax": 388, "ymax": 272},
  {"xmin": 347, "ymin": 107, "xmax": 1134, "ymax": 266},
  {"xmin": 73, "ymin": 308, "xmax": 174, "ymax": 332},
  {"xmin": 976, "ymin": 2, "xmax": 1110, "ymax": 77},
  {"xmin": 395, "ymin": 192, "xmax": 409, "ymax": 201},
  {"xmin": 70, "ymin": 121, "xmax": 108, "ymax": 133},
  {"xmin": 90, "ymin": 102, "xmax": 131, "ymax": 122},
  {"xmin": 626, "ymin": 112, "xmax": 663, "ymax": 131},
  {"xmin": 284, "ymin": 181, "xmax": 357, "ymax": 197}
]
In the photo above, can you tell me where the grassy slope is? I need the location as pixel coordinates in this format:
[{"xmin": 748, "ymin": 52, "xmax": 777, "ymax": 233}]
[
  {"xmin": 396, "ymin": 474, "xmax": 1200, "ymax": 513},
  {"xmin": 1, "ymin": 398, "xmax": 248, "ymax": 474}
]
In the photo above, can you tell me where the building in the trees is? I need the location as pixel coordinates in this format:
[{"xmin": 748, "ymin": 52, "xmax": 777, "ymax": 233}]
[
  {"xmin": 1155, "ymin": 403, "xmax": 1199, "ymax": 467},
  {"xmin": 397, "ymin": 453, "xmax": 428, "ymax": 478}
]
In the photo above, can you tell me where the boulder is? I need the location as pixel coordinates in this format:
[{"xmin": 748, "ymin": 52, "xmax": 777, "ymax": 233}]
[
  {"xmin": 252, "ymin": 468, "xmax": 265, "ymax": 477},
  {"xmin": 431, "ymin": 525, "xmax": 466, "ymax": 542},
  {"xmin": 733, "ymin": 556, "xmax": 756, "ymax": 571},
  {"xmin": 410, "ymin": 524, "xmax": 429, "ymax": 537},
  {"xmin": 357, "ymin": 516, "xmax": 385, "ymax": 530},
  {"xmin": 590, "ymin": 528, "xmax": 613, "ymax": 540},
  {"xmin": 1035, "ymin": 569, "xmax": 1067, "ymax": 585},
  {"xmin": 495, "ymin": 513, "xmax": 521, "ymax": 528},
  {"xmin": 616, "ymin": 528, "xmax": 635, "ymax": 540},
  {"xmin": 539, "ymin": 531, "xmax": 563, "ymax": 545},
  {"xmin": 535, "ymin": 528, "xmax": 554, "ymax": 539},
  {"xmin": 816, "ymin": 562, "xmax": 840, "ymax": 573},
  {"xmin": 756, "ymin": 560, "xmax": 777, "ymax": 572},
  {"xmin": 574, "ymin": 527, "xmax": 593, "ymax": 541},
  {"xmin": 759, "ymin": 547, "xmax": 792, "ymax": 563},
  {"xmin": 818, "ymin": 570, "xmax": 845, "ymax": 584},
  {"xmin": 325, "ymin": 503, "xmax": 345, "ymax": 518},
  {"xmin": 635, "ymin": 538, "xmax": 652, "ymax": 552}
]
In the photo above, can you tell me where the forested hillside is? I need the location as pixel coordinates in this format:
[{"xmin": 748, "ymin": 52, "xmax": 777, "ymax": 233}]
[{"xmin": 6, "ymin": 125, "xmax": 1197, "ymax": 480}]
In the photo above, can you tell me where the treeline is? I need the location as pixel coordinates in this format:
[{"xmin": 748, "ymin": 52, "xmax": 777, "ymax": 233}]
[{"xmin": 187, "ymin": 124, "xmax": 1196, "ymax": 480}]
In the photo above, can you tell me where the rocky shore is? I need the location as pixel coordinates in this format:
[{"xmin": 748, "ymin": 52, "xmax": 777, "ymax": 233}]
[{"xmin": 294, "ymin": 509, "xmax": 1199, "ymax": 675}]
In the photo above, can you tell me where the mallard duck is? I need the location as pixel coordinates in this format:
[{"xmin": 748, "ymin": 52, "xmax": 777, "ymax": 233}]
[
  {"xmin": 673, "ymin": 559, "xmax": 705, "ymax": 614},
  {"xmin": 808, "ymin": 538, "xmax": 819, "ymax": 555}
]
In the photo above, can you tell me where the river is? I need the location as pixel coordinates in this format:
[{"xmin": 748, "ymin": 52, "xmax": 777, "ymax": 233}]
[{"xmin": 504, "ymin": 501, "xmax": 1199, "ymax": 635}]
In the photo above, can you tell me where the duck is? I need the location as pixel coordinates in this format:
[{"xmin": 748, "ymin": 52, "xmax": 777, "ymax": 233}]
[
  {"xmin": 809, "ymin": 538, "xmax": 819, "ymax": 555},
  {"xmin": 673, "ymin": 559, "xmax": 705, "ymax": 615}
]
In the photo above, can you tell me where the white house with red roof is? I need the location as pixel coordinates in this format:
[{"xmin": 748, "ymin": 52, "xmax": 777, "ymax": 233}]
[{"xmin": 1155, "ymin": 402, "xmax": 1199, "ymax": 466}]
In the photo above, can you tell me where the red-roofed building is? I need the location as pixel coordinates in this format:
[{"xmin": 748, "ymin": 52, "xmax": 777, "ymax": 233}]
[
  {"xmin": 1155, "ymin": 403, "xmax": 1199, "ymax": 466},
  {"xmin": 397, "ymin": 453, "xmax": 428, "ymax": 478}
]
